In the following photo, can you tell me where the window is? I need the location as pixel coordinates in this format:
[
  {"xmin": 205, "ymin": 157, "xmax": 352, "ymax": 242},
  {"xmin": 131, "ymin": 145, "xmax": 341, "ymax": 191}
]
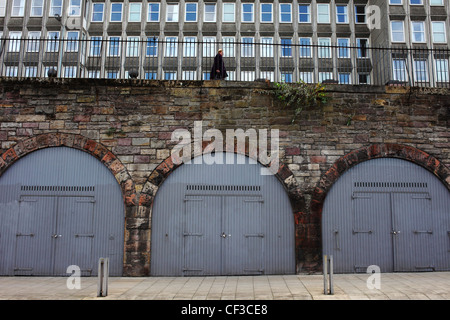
[
  {"xmin": 357, "ymin": 39, "xmax": 369, "ymax": 58},
  {"xmin": 8, "ymin": 32, "xmax": 21, "ymax": 53},
  {"xmin": 319, "ymin": 72, "xmax": 333, "ymax": 82},
  {"xmin": 92, "ymin": 3, "xmax": 104, "ymax": 22},
  {"xmin": 126, "ymin": 37, "xmax": 140, "ymax": 57},
  {"xmin": 50, "ymin": 0, "xmax": 62, "ymax": 17},
  {"xmin": 69, "ymin": 0, "xmax": 81, "ymax": 16},
  {"xmin": 223, "ymin": 3, "xmax": 235, "ymax": 22},
  {"xmin": 46, "ymin": 31, "xmax": 60, "ymax": 52},
  {"xmin": 165, "ymin": 37, "xmax": 178, "ymax": 57},
  {"xmin": 435, "ymin": 59, "xmax": 449, "ymax": 82},
  {"xmin": 260, "ymin": 71, "xmax": 274, "ymax": 82},
  {"xmin": 12, "ymin": 0, "xmax": 25, "ymax": 17},
  {"xmin": 88, "ymin": 70, "xmax": 100, "ymax": 78},
  {"xmin": 165, "ymin": 71, "xmax": 177, "ymax": 80},
  {"xmin": 108, "ymin": 37, "xmax": 121, "ymax": 56},
  {"xmin": 358, "ymin": 74, "xmax": 370, "ymax": 84},
  {"xmin": 299, "ymin": 38, "xmax": 311, "ymax": 58},
  {"xmin": 146, "ymin": 37, "xmax": 158, "ymax": 56},
  {"xmin": 336, "ymin": 5, "xmax": 348, "ymax": 24},
  {"xmin": 25, "ymin": 66, "xmax": 38, "ymax": 78},
  {"xmin": 242, "ymin": 3, "xmax": 254, "ymax": 23},
  {"xmin": 414, "ymin": 60, "xmax": 428, "ymax": 82},
  {"xmin": 129, "ymin": 3, "xmax": 142, "ymax": 22},
  {"xmin": 148, "ymin": 3, "xmax": 160, "ymax": 22},
  {"xmin": 241, "ymin": 37, "xmax": 254, "ymax": 57},
  {"xmin": 89, "ymin": 37, "xmax": 102, "ymax": 56},
  {"xmin": 107, "ymin": 71, "xmax": 118, "ymax": 79},
  {"xmin": 338, "ymin": 38, "xmax": 350, "ymax": 58},
  {"xmin": 430, "ymin": 0, "xmax": 443, "ymax": 5},
  {"xmin": 241, "ymin": 71, "xmax": 255, "ymax": 82},
  {"xmin": 432, "ymin": 22, "xmax": 446, "ymax": 43},
  {"xmin": 317, "ymin": 4, "xmax": 330, "ymax": 24},
  {"xmin": 355, "ymin": 5, "xmax": 366, "ymax": 24},
  {"xmin": 0, "ymin": 0, "xmax": 5, "ymax": 17},
  {"xmin": 339, "ymin": 73, "xmax": 351, "ymax": 84},
  {"xmin": 66, "ymin": 31, "xmax": 79, "ymax": 52},
  {"xmin": 5, "ymin": 66, "xmax": 18, "ymax": 77},
  {"xmin": 110, "ymin": 3, "xmax": 123, "ymax": 22},
  {"xmin": 223, "ymin": 37, "xmax": 235, "ymax": 57},
  {"xmin": 281, "ymin": 73, "xmax": 293, "ymax": 83},
  {"xmin": 203, "ymin": 37, "xmax": 215, "ymax": 58},
  {"xmin": 145, "ymin": 72, "xmax": 157, "ymax": 80},
  {"xmin": 281, "ymin": 38, "xmax": 292, "ymax": 57},
  {"xmin": 64, "ymin": 66, "xmax": 77, "ymax": 78},
  {"xmin": 185, "ymin": 3, "xmax": 197, "ymax": 22},
  {"xmin": 391, "ymin": 21, "xmax": 405, "ymax": 42},
  {"xmin": 261, "ymin": 3, "xmax": 272, "ymax": 23},
  {"xmin": 280, "ymin": 4, "xmax": 292, "ymax": 23},
  {"xmin": 410, "ymin": 0, "xmax": 422, "ymax": 4},
  {"xmin": 392, "ymin": 59, "xmax": 408, "ymax": 81},
  {"xmin": 318, "ymin": 38, "xmax": 331, "ymax": 58},
  {"xmin": 260, "ymin": 38, "xmax": 273, "ymax": 57},
  {"xmin": 411, "ymin": 21, "xmax": 425, "ymax": 43},
  {"xmin": 31, "ymin": 0, "xmax": 44, "ymax": 17},
  {"xmin": 390, "ymin": 0, "xmax": 402, "ymax": 4},
  {"xmin": 183, "ymin": 37, "xmax": 196, "ymax": 57},
  {"xmin": 299, "ymin": 72, "xmax": 313, "ymax": 83},
  {"xmin": 27, "ymin": 31, "xmax": 41, "ymax": 52},
  {"xmin": 183, "ymin": 71, "xmax": 197, "ymax": 81},
  {"xmin": 204, "ymin": 3, "xmax": 216, "ymax": 22},
  {"xmin": 166, "ymin": 4, "xmax": 179, "ymax": 22},
  {"xmin": 299, "ymin": 4, "xmax": 311, "ymax": 23}
]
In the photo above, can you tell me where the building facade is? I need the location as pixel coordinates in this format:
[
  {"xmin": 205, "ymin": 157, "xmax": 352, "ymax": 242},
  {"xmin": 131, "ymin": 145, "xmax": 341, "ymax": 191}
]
[{"xmin": 0, "ymin": 0, "xmax": 448, "ymax": 85}]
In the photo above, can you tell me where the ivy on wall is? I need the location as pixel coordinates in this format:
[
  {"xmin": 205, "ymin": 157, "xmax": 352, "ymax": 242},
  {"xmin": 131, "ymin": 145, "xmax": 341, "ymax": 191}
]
[{"xmin": 272, "ymin": 81, "xmax": 329, "ymax": 123}]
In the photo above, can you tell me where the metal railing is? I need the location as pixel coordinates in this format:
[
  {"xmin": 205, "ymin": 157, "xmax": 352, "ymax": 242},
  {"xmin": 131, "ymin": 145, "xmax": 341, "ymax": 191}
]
[{"xmin": 0, "ymin": 37, "xmax": 449, "ymax": 87}]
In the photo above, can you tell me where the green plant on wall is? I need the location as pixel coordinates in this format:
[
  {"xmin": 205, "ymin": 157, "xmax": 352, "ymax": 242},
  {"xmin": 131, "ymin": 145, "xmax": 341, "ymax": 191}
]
[{"xmin": 273, "ymin": 81, "xmax": 329, "ymax": 123}]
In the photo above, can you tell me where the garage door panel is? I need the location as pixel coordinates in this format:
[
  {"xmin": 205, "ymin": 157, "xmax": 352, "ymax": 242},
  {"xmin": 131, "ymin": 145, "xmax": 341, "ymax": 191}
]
[
  {"xmin": 393, "ymin": 193, "xmax": 434, "ymax": 271},
  {"xmin": 352, "ymin": 193, "xmax": 392, "ymax": 272},
  {"xmin": 15, "ymin": 196, "xmax": 54, "ymax": 275},
  {"xmin": 223, "ymin": 197, "xmax": 263, "ymax": 275},
  {"xmin": 184, "ymin": 196, "xmax": 221, "ymax": 275},
  {"xmin": 53, "ymin": 197, "xmax": 95, "ymax": 276}
]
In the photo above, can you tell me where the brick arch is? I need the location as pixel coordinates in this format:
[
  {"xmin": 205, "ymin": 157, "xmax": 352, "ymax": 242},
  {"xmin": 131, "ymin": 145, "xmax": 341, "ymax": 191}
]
[
  {"xmin": 0, "ymin": 133, "xmax": 141, "ymax": 276},
  {"xmin": 308, "ymin": 143, "xmax": 450, "ymax": 270},
  {"xmin": 139, "ymin": 149, "xmax": 306, "ymax": 273}
]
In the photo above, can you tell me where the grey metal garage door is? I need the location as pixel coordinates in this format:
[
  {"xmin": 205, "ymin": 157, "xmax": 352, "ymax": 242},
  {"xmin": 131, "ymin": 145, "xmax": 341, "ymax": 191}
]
[
  {"xmin": 0, "ymin": 147, "xmax": 124, "ymax": 276},
  {"xmin": 150, "ymin": 152, "xmax": 295, "ymax": 276},
  {"xmin": 322, "ymin": 158, "xmax": 450, "ymax": 273}
]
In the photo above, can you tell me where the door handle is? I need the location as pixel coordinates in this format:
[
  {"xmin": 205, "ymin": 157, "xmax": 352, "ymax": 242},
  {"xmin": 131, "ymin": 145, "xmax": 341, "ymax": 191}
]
[
  {"xmin": 391, "ymin": 230, "xmax": 400, "ymax": 235},
  {"xmin": 221, "ymin": 232, "xmax": 227, "ymax": 238},
  {"xmin": 52, "ymin": 234, "xmax": 62, "ymax": 238}
]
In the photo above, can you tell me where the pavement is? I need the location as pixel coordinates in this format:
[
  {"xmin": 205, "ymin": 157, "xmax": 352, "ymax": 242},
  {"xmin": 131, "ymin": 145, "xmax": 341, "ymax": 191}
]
[{"xmin": 1, "ymin": 272, "xmax": 450, "ymax": 301}]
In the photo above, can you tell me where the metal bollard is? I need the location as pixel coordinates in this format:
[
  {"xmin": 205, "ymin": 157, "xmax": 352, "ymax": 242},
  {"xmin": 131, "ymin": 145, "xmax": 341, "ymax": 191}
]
[
  {"xmin": 323, "ymin": 255, "xmax": 334, "ymax": 295},
  {"xmin": 97, "ymin": 257, "xmax": 109, "ymax": 297}
]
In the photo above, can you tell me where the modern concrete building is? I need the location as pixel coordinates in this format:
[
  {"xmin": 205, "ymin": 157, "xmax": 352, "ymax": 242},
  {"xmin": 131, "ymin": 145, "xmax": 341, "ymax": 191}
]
[{"xmin": 0, "ymin": 0, "xmax": 448, "ymax": 85}]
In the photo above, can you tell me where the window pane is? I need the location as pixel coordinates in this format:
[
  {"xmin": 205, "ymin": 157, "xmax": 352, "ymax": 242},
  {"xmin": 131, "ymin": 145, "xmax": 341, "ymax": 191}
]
[
  {"xmin": 185, "ymin": 3, "xmax": 197, "ymax": 22},
  {"xmin": 280, "ymin": 4, "xmax": 291, "ymax": 23},
  {"xmin": 299, "ymin": 5, "xmax": 310, "ymax": 23},
  {"xmin": 261, "ymin": 4, "xmax": 272, "ymax": 22},
  {"xmin": 223, "ymin": 3, "xmax": 235, "ymax": 22},
  {"xmin": 148, "ymin": 3, "xmax": 160, "ymax": 22},
  {"xmin": 92, "ymin": 3, "xmax": 104, "ymax": 22}
]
